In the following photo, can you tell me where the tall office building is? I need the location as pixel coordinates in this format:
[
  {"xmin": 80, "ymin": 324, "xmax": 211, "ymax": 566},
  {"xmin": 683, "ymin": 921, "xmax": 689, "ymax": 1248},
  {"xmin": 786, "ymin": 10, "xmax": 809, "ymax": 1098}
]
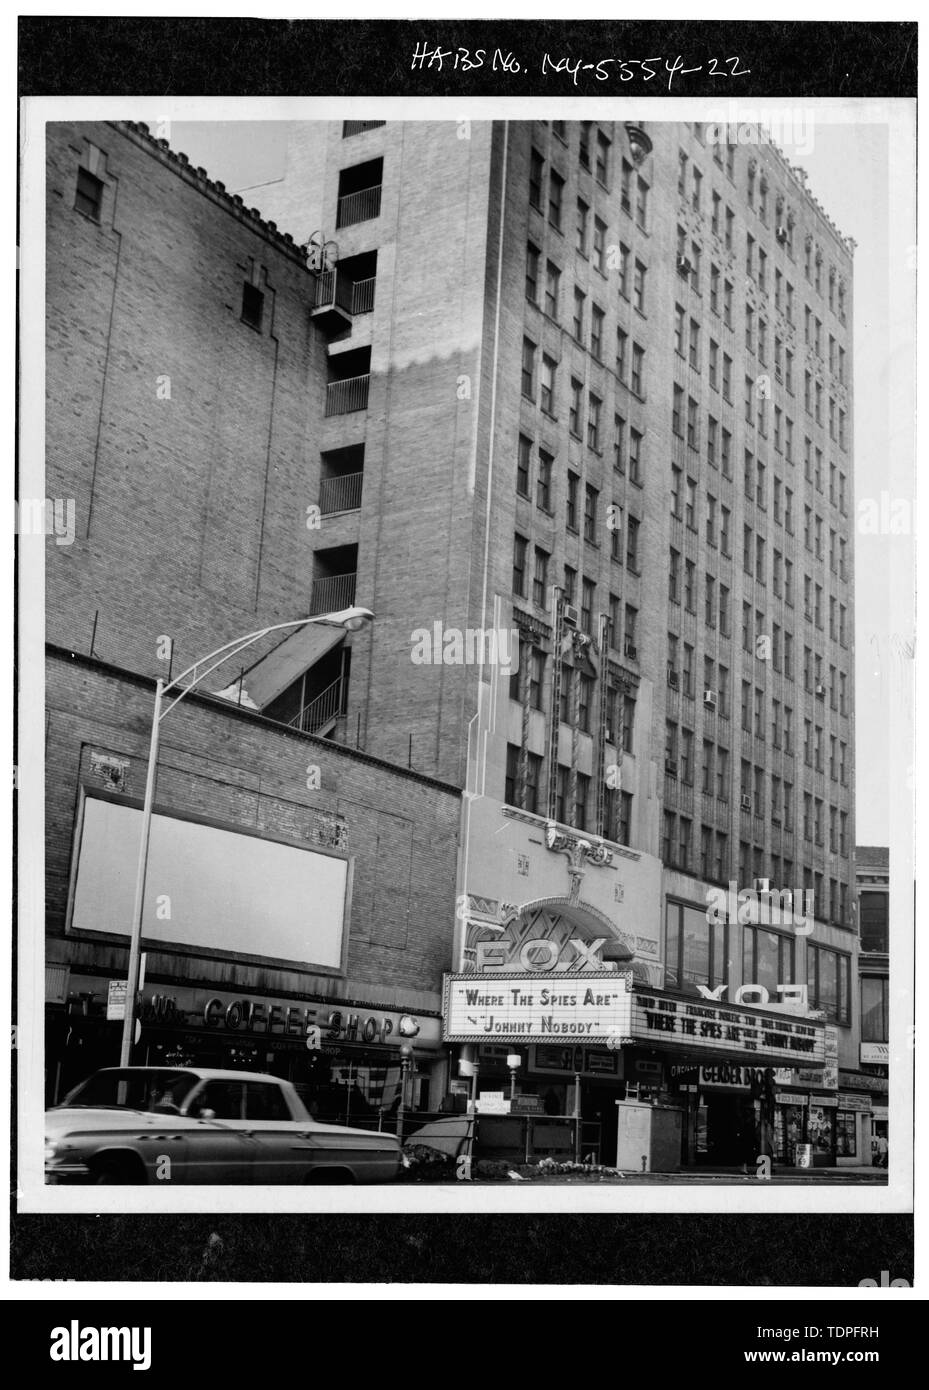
[{"xmin": 243, "ymin": 117, "xmax": 864, "ymax": 1163}]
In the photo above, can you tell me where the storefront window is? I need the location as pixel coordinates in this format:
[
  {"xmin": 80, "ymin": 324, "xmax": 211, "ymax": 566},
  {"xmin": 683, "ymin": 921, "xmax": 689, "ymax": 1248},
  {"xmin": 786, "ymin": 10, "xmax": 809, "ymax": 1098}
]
[
  {"xmin": 807, "ymin": 1103, "xmax": 836, "ymax": 1158},
  {"xmin": 835, "ymin": 1110, "xmax": 857, "ymax": 1157},
  {"xmin": 665, "ymin": 900, "xmax": 727, "ymax": 993},
  {"xmin": 860, "ymin": 976, "xmax": 889, "ymax": 1042}
]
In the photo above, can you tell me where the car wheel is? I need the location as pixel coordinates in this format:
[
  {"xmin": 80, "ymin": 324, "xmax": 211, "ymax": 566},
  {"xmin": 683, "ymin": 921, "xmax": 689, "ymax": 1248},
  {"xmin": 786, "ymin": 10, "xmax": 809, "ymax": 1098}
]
[{"xmin": 92, "ymin": 1157, "xmax": 139, "ymax": 1185}]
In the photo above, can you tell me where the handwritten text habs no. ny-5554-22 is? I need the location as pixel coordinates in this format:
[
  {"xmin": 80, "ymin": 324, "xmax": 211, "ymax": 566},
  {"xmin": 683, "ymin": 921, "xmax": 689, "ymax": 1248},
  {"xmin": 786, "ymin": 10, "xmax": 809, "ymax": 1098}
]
[{"xmin": 410, "ymin": 46, "xmax": 750, "ymax": 90}]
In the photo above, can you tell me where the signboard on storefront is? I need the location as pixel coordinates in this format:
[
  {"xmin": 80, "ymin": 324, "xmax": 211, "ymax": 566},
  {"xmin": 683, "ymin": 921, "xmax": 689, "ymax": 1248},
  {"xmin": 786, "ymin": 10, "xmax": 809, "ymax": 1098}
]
[
  {"xmin": 443, "ymin": 973, "xmax": 633, "ymax": 1042},
  {"xmin": 629, "ymin": 991, "xmax": 826, "ymax": 1065},
  {"xmin": 860, "ymin": 1042, "xmax": 890, "ymax": 1064},
  {"xmin": 838, "ymin": 1093, "xmax": 872, "ymax": 1112},
  {"xmin": 822, "ymin": 1025, "xmax": 839, "ymax": 1088}
]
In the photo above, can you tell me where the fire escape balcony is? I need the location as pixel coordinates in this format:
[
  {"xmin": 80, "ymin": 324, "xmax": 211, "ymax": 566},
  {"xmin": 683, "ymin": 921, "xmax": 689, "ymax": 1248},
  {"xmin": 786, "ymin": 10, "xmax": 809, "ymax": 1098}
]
[{"xmin": 311, "ymin": 270, "xmax": 376, "ymax": 335}]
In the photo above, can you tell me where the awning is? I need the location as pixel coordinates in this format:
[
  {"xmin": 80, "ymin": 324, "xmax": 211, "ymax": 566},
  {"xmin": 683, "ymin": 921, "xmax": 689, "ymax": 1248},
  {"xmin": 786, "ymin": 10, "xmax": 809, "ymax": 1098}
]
[{"xmin": 223, "ymin": 623, "xmax": 345, "ymax": 709}]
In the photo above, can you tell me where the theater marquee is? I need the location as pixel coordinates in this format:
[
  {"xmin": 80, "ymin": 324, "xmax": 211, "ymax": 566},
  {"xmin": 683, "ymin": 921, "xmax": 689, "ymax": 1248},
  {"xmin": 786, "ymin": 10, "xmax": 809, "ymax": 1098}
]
[
  {"xmin": 443, "ymin": 972, "xmax": 634, "ymax": 1042},
  {"xmin": 630, "ymin": 993, "xmax": 826, "ymax": 1065},
  {"xmin": 443, "ymin": 975, "xmax": 826, "ymax": 1063}
]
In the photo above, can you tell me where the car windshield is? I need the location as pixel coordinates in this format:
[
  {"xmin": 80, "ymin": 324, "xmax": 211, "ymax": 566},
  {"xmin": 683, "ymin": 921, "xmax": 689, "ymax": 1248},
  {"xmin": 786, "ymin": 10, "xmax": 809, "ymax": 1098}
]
[{"xmin": 61, "ymin": 1069, "xmax": 199, "ymax": 1112}]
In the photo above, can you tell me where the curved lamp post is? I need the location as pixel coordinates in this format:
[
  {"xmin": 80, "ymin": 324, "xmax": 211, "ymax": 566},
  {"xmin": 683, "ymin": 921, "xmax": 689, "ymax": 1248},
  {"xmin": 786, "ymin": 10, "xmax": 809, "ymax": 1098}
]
[{"xmin": 119, "ymin": 606, "xmax": 375, "ymax": 1066}]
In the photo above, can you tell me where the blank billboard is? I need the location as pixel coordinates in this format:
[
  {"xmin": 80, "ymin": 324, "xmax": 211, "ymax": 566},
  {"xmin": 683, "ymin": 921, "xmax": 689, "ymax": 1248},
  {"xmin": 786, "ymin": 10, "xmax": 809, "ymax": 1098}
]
[{"xmin": 70, "ymin": 796, "xmax": 347, "ymax": 968}]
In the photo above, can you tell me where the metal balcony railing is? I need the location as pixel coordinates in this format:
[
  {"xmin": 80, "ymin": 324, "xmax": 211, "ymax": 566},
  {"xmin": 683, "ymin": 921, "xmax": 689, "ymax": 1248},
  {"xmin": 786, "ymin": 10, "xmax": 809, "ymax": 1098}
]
[
  {"xmin": 342, "ymin": 120, "xmax": 386, "ymax": 138},
  {"xmin": 288, "ymin": 676, "xmax": 347, "ymax": 735},
  {"xmin": 313, "ymin": 271, "xmax": 376, "ymax": 317},
  {"xmin": 309, "ymin": 573, "xmax": 357, "ymax": 615},
  {"xmin": 336, "ymin": 185, "xmax": 382, "ymax": 229},
  {"xmin": 325, "ymin": 374, "xmax": 369, "ymax": 416},
  {"xmin": 319, "ymin": 472, "xmax": 363, "ymax": 515}
]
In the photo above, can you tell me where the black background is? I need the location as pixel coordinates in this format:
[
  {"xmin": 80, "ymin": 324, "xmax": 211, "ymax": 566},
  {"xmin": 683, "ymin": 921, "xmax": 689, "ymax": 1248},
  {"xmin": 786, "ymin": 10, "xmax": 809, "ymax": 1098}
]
[{"xmin": 17, "ymin": 15, "xmax": 916, "ymax": 1298}]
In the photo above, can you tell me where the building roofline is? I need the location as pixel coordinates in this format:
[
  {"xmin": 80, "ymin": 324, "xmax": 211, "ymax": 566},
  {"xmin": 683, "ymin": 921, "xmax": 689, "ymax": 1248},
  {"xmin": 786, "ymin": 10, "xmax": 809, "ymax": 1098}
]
[
  {"xmin": 111, "ymin": 120, "xmax": 310, "ymax": 267},
  {"xmin": 47, "ymin": 644, "xmax": 463, "ymax": 798}
]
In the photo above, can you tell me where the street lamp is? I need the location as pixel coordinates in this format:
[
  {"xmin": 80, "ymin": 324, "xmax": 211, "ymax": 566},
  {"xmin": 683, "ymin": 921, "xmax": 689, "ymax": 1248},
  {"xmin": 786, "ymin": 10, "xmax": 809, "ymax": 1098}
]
[
  {"xmin": 396, "ymin": 1042, "xmax": 415, "ymax": 1138},
  {"xmin": 118, "ymin": 607, "xmax": 374, "ymax": 1066},
  {"xmin": 506, "ymin": 1053, "xmax": 521, "ymax": 1101}
]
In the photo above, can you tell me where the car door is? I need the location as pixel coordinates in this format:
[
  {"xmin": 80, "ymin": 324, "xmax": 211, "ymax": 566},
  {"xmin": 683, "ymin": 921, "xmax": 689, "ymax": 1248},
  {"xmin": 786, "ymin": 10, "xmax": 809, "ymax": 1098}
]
[
  {"xmin": 241, "ymin": 1081, "xmax": 317, "ymax": 1184},
  {"xmin": 180, "ymin": 1080, "xmax": 260, "ymax": 1184}
]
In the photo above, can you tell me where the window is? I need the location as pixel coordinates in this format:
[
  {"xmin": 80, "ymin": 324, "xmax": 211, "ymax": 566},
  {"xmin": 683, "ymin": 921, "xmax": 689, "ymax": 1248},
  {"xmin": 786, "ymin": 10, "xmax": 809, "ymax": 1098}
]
[
  {"xmin": 626, "ymin": 515, "xmax": 640, "ymax": 573},
  {"xmin": 581, "ymin": 578, "xmax": 595, "ymax": 632},
  {"xmin": 665, "ymin": 900, "xmax": 728, "ymax": 994},
  {"xmin": 720, "ymin": 505, "xmax": 730, "ymax": 556},
  {"xmin": 595, "ymin": 131, "xmax": 611, "ymax": 185},
  {"xmin": 684, "ymin": 559, "xmax": 696, "ymax": 613},
  {"xmin": 540, "ymin": 354, "xmax": 556, "ymax": 415},
  {"xmin": 860, "ymin": 977, "xmax": 889, "ymax": 1043},
  {"xmin": 677, "ymin": 149, "xmax": 688, "ymax": 197},
  {"xmin": 722, "ymin": 353, "xmax": 732, "ymax": 402},
  {"xmin": 572, "ymin": 287, "xmax": 585, "ymax": 341},
  {"xmin": 807, "ymin": 945, "xmax": 851, "ymax": 1025},
  {"xmin": 687, "ymin": 396, "xmax": 698, "ymax": 449},
  {"xmin": 516, "ymin": 434, "xmax": 531, "ymax": 498},
  {"xmin": 590, "ymin": 305, "xmax": 604, "ymax": 360},
  {"xmin": 576, "ymin": 198, "xmax": 589, "ymax": 255},
  {"xmin": 692, "ymin": 165, "xmax": 702, "ymax": 211},
  {"xmin": 525, "ymin": 242, "xmax": 540, "ymax": 303},
  {"xmin": 707, "ymin": 414, "xmax": 718, "ymax": 465},
  {"xmin": 710, "ymin": 263, "xmax": 720, "ymax": 314},
  {"xmin": 629, "ymin": 429, "xmax": 642, "ymax": 484},
  {"xmin": 610, "ymin": 504, "xmax": 623, "ymax": 561},
  {"xmin": 529, "ymin": 149, "xmax": 544, "ymax": 210},
  {"xmin": 616, "ymin": 328, "xmax": 628, "ymax": 382},
  {"xmin": 579, "ymin": 121, "xmax": 591, "ymax": 169},
  {"xmin": 75, "ymin": 165, "xmax": 104, "ymax": 221},
  {"xmin": 635, "ymin": 176, "xmax": 649, "ymax": 230},
  {"xmin": 578, "ymin": 675, "xmax": 593, "ymax": 733},
  {"xmin": 548, "ymin": 170, "xmax": 564, "ymax": 230},
  {"xmin": 631, "ymin": 343, "xmax": 645, "ymax": 396},
  {"xmin": 685, "ymin": 476, "xmax": 697, "ymax": 529},
  {"xmin": 690, "ymin": 319, "xmax": 701, "ymax": 370},
  {"xmin": 241, "ymin": 282, "xmax": 264, "ymax": 331},
  {"xmin": 529, "ymin": 648, "xmax": 545, "ymax": 710},
  {"xmin": 621, "ymin": 690, "xmax": 635, "ymax": 751},
  {"xmin": 669, "ymin": 548, "xmax": 681, "ymax": 603},
  {"xmin": 593, "ymin": 218, "xmax": 606, "ymax": 274},
  {"xmin": 544, "ymin": 260, "xmax": 561, "ymax": 318},
  {"xmin": 618, "ymin": 242, "xmax": 630, "ymax": 297},
  {"xmin": 521, "ymin": 338, "xmax": 536, "ymax": 399},
  {"xmin": 537, "ymin": 449, "xmax": 553, "ymax": 511},
  {"xmin": 723, "ymin": 279, "xmax": 733, "ymax": 328},
  {"xmin": 569, "ymin": 378, "xmax": 583, "ymax": 436},
  {"xmin": 743, "ymin": 927, "xmax": 795, "ymax": 999},
  {"xmin": 584, "ymin": 483, "xmax": 599, "ymax": 541},
  {"xmin": 620, "ymin": 159, "xmax": 632, "ymax": 213},
  {"xmin": 566, "ymin": 473, "xmax": 579, "ymax": 530},
  {"xmin": 512, "ymin": 534, "xmax": 528, "ymax": 597},
  {"xmin": 633, "ymin": 260, "xmax": 647, "ymax": 313},
  {"xmin": 704, "ymin": 573, "xmax": 716, "ymax": 627},
  {"xmin": 711, "ymin": 188, "xmax": 720, "ymax": 234},
  {"xmin": 532, "ymin": 546, "xmax": 549, "ymax": 608},
  {"xmin": 613, "ymin": 414, "xmax": 625, "ymax": 472}
]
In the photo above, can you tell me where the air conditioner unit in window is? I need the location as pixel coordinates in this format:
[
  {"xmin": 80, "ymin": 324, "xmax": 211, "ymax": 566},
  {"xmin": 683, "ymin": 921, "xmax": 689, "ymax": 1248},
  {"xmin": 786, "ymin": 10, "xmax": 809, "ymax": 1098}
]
[
  {"xmin": 665, "ymin": 758, "xmax": 678, "ymax": 777},
  {"xmin": 562, "ymin": 603, "xmax": 580, "ymax": 629},
  {"xmin": 624, "ymin": 640, "xmax": 637, "ymax": 659},
  {"xmin": 740, "ymin": 794, "xmax": 752, "ymax": 811},
  {"xmin": 703, "ymin": 690, "xmax": 717, "ymax": 708},
  {"xmin": 776, "ymin": 225, "xmax": 788, "ymax": 243},
  {"xmin": 676, "ymin": 254, "xmax": 692, "ymax": 275},
  {"xmin": 667, "ymin": 667, "xmax": 679, "ymax": 689},
  {"xmin": 815, "ymin": 682, "xmax": 826, "ymax": 697}
]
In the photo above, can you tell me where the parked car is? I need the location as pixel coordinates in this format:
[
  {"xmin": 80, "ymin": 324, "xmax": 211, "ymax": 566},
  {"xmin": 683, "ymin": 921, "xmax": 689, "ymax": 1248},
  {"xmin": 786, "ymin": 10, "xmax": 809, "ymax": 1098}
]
[{"xmin": 45, "ymin": 1067, "xmax": 401, "ymax": 1184}]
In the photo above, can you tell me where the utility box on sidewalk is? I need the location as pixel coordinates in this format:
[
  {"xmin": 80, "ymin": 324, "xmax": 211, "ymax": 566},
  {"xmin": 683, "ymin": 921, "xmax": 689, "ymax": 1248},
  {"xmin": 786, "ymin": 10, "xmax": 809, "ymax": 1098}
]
[{"xmin": 615, "ymin": 1101, "xmax": 682, "ymax": 1172}]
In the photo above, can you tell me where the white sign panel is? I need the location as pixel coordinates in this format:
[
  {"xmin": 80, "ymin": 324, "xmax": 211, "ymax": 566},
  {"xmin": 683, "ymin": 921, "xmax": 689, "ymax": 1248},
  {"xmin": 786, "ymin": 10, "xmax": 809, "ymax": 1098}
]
[
  {"xmin": 860, "ymin": 1042, "xmax": 889, "ymax": 1063},
  {"xmin": 71, "ymin": 796, "xmax": 347, "ymax": 968},
  {"xmin": 630, "ymin": 992, "xmax": 825, "ymax": 1064},
  {"xmin": 106, "ymin": 979, "xmax": 127, "ymax": 1021},
  {"xmin": 444, "ymin": 973, "xmax": 632, "ymax": 1043}
]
